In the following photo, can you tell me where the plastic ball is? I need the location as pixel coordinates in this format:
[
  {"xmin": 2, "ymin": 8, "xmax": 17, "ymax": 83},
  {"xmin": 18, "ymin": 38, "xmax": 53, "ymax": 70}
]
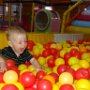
[
  {"xmin": 59, "ymin": 72, "xmax": 73, "ymax": 85},
  {"xmin": 18, "ymin": 64, "xmax": 27, "ymax": 71},
  {"xmin": 0, "ymin": 73, "xmax": 4, "ymax": 83},
  {"xmin": 0, "ymin": 83, "xmax": 5, "ymax": 90},
  {"xmin": 13, "ymin": 82, "xmax": 24, "ymax": 90},
  {"xmin": 2, "ymin": 84, "xmax": 19, "ymax": 90},
  {"xmin": 75, "ymin": 79, "xmax": 90, "ymax": 90},
  {"xmin": 3, "ymin": 70, "xmax": 18, "ymax": 84},
  {"xmin": 20, "ymin": 69, "xmax": 30, "ymax": 75},
  {"xmin": 38, "ymin": 57, "xmax": 46, "ymax": 65},
  {"xmin": 43, "ymin": 75, "xmax": 55, "ymax": 85},
  {"xmin": 25, "ymin": 87, "xmax": 33, "ymax": 90},
  {"xmin": 37, "ymin": 79, "xmax": 52, "ymax": 90},
  {"xmin": 36, "ymin": 71, "xmax": 46, "ymax": 80},
  {"xmin": 5, "ymin": 59, "xmax": 16, "ymax": 70},
  {"xmin": 19, "ymin": 72, "xmax": 36, "ymax": 88},
  {"xmin": 60, "ymin": 84, "xmax": 74, "ymax": 90},
  {"xmin": 53, "ymin": 84, "xmax": 59, "ymax": 90}
]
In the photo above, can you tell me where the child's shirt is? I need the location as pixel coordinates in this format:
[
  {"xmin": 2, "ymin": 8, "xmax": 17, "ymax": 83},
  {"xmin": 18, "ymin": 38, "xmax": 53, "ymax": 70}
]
[{"xmin": 1, "ymin": 46, "xmax": 33, "ymax": 66}]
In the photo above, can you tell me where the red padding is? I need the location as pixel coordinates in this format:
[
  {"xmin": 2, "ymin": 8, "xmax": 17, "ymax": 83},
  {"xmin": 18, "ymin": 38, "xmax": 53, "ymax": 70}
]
[{"xmin": 76, "ymin": 14, "xmax": 90, "ymax": 21}]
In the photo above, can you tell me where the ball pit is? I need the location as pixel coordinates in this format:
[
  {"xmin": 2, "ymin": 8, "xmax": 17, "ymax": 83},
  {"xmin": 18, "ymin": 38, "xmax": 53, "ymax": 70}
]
[{"xmin": 1, "ymin": 39, "xmax": 90, "ymax": 90}]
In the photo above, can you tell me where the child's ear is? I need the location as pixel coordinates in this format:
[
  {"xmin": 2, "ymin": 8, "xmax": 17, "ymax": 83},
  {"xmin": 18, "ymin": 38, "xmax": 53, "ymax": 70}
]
[{"xmin": 8, "ymin": 41, "xmax": 12, "ymax": 47}]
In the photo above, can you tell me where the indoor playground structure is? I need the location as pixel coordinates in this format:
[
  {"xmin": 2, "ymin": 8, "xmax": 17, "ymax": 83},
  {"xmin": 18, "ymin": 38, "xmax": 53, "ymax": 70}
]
[
  {"xmin": 1, "ymin": 1, "xmax": 90, "ymax": 90},
  {"xmin": 0, "ymin": 3, "xmax": 22, "ymax": 30},
  {"xmin": 34, "ymin": 9, "xmax": 60, "ymax": 32},
  {"xmin": 61, "ymin": 0, "xmax": 90, "ymax": 34}
]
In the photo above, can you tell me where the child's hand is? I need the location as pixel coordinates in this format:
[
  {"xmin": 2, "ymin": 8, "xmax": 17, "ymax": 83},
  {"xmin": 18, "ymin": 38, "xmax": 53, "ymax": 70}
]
[{"xmin": 0, "ymin": 62, "xmax": 7, "ymax": 72}]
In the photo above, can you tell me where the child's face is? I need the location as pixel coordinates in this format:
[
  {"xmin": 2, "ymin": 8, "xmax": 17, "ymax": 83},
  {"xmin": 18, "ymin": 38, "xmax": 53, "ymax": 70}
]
[{"xmin": 9, "ymin": 33, "xmax": 27, "ymax": 56}]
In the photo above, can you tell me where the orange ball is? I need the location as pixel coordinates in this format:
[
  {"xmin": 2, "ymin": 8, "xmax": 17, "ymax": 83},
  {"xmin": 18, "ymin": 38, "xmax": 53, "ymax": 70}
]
[
  {"xmin": 43, "ymin": 75, "xmax": 55, "ymax": 85},
  {"xmin": 79, "ymin": 46, "xmax": 87, "ymax": 53}
]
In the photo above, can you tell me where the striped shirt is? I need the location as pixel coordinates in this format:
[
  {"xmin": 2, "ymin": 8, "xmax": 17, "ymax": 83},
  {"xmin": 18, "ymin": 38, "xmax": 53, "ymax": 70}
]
[{"xmin": 1, "ymin": 46, "xmax": 33, "ymax": 66}]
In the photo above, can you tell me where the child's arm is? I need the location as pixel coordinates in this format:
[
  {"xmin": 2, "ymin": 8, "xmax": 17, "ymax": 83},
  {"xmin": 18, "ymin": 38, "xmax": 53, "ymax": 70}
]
[
  {"xmin": 0, "ymin": 61, "xmax": 7, "ymax": 72},
  {"xmin": 30, "ymin": 57, "xmax": 42, "ymax": 71}
]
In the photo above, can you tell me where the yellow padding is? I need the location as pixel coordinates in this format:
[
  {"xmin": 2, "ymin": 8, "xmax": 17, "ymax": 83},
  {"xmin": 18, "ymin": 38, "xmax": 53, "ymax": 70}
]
[
  {"xmin": 27, "ymin": 33, "xmax": 54, "ymax": 44},
  {"xmin": 0, "ymin": 32, "xmax": 8, "ymax": 49},
  {"xmin": 65, "ymin": 26, "xmax": 90, "ymax": 34},
  {"xmin": 0, "ymin": 32, "xmax": 54, "ymax": 49}
]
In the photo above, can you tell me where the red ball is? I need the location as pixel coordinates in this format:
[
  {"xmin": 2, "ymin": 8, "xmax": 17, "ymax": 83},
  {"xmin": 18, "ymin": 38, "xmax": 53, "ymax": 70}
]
[
  {"xmin": 42, "ymin": 49, "xmax": 51, "ymax": 57},
  {"xmin": 31, "ymin": 80, "xmax": 39, "ymax": 90},
  {"xmin": 64, "ymin": 52, "xmax": 71, "ymax": 65},
  {"xmin": 57, "ymin": 64, "xmax": 68, "ymax": 75},
  {"xmin": 5, "ymin": 59, "xmax": 16, "ymax": 70},
  {"xmin": 66, "ymin": 40, "xmax": 72, "ymax": 45},
  {"xmin": 72, "ymin": 51, "xmax": 81, "ymax": 59},
  {"xmin": 47, "ymin": 57, "xmax": 55, "ymax": 68},
  {"xmin": 9, "ymin": 66, "xmax": 20, "ymax": 75},
  {"xmin": 54, "ymin": 50, "xmax": 60, "ymax": 59},
  {"xmin": 87, "ymin": 67, "xmax": 90, "ymax": 77},
  {"xmin": 2, "ymin": 84, "xmax": 19, "ymax": 90},
  {"xmin": 37, "ymin": 79, "xmax": 52, "ymax": 90},
  {"xmin": 50, "ymin": 48, "xmax": 57, "ymax": 55},
  {"xmin": 43, "ymin": 42, "xmax": 52, "ymax": 49},
  {"xmin": 60, "ymin": 84, "xmax": 74, "ymax": 90},
  {"xmin": 75, "ymin": 68, "xmax": 89, "ymax": 80},
  {"xmin": 66, "ymin": 68, "xmax": 75, "ymax": 78},
  {"xmin": 70, "ymin": 48, "xmax": 79, "ymax": 56},
  {"xmin": 25, "ymin": 88, "xmax": 33, "ymax": 90},
  {"xmin": 49, "ymin": 72, "xmax": 59, "ymax": 83},
  {"xmin": 27, "ymin": 40, "xmax": 35, "ymax": 51},
  {"xmin": 36, "ymin": 71, "xmax": 46, "ymax": 80},
  {"xmin": 78, "ymin": 40, "xmax": 84, "ymax": 44},
  {"xmin": 0, "ymin": 73, "xmax": 4, "ymax": 83},
  {"xmin": 19, "ymin": 72, "xmax": 36, "ymax": 88}
]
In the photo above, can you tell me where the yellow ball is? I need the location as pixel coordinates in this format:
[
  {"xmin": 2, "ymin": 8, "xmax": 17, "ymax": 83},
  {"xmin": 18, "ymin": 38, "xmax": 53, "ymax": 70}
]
[
  {"xmin": 59, "ymin": 72, "xmax": 73, "ymax": 85},
  {"xmin": 45, "ymin": 67, "xmax": 52, "ymax": 74},
  {"xmin": 20, "ymin": 68, "xmax": 30, "ymax": 75},
  {"xmin": 60, "ymin": 49, "xmax": 67, "ymax": 58},
  {"xmin": 71, "ymin": 64, "xmax": 81, "ymax": 71},
  {"xmin": 68, "ymin": 57, "xmax": 79, "ymax": 66},
  {"xmin": 13, "ymin": 82, "xmax": 24, "ymax": 90},
  {"xmin": 79, "ymin": 60, "xmax": 90, "ymax": 69},
  {"xmin": 81, "ymin": 53, "xmax": 90, "ymax": 59},
  {"xmin": 38, "ymin": 57, "xmax": 46, "ymax": 65},
  {"xmin": 55, "ymin": 58, "xmax": 65, "ymax": 66},
  {"xmin": 52, "ymin": 66, "xmax": 58, "ymax": 74},
  {"xmin": 3, "ymin": 70, "xmax": 18, "ymax": 84},
  {"xmin": 28, "ymin": 65, "xmax": 36, "ymax": 72},
  {"xmin": 33, "ymin": 46, "xmax": 41, "ymax": 56},
  {"xmin": 53, "ymin": 84, "xmax": 59, "ymax": 90},
  {"xmin": 50, "ymin": 43, "xmax": 57, "ymax": 49},
  {"xmin": 0, "ymin": 83, "xmax": 5, "ymax": 90},
  {"xmin": 76, "ymin": 89, "xmax": 88, "ymax": 90},
  {"xmin": 75, "ymin": 79, "xmax": 90, "ymax": 90},
  {"xmin": 18, "ymin": 64, "xmax": 27, "ymax": 71}
]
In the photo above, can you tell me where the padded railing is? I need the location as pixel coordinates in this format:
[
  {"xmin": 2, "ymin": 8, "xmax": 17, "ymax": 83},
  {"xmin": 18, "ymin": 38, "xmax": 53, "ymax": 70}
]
[{"xmin": 61, "ymin": 0, "xmax": 83, "ymax": 33}]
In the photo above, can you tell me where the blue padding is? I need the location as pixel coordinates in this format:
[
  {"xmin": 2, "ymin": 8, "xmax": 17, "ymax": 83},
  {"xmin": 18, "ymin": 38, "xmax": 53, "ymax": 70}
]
[
  {"xmin": 71, "ymin": 20, "xmax": 90, "ymax": 28},
  {"xmin": 87, "ymin": 5, "xmax": 90, "ymax": 10}
]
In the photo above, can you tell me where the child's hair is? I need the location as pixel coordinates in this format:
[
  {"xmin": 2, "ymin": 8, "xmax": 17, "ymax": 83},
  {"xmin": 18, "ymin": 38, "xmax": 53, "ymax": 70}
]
[{"xmin": 6, "ymin": 26, "xmax": 27, "ymax": 40}]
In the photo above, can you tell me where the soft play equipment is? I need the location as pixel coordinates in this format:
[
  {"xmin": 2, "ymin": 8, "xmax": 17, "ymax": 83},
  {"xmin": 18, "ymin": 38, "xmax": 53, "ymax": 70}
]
[
  {"xmin": 61, "ymin": 0, "xmax": 90, "ymax": 34},
  {"xmin": 71, "ymin": 5, "xmax": 90, "ymax": 28},
  {"xmin": 34, "ymin": 9, "xmax": 60, "ymax": 32}
]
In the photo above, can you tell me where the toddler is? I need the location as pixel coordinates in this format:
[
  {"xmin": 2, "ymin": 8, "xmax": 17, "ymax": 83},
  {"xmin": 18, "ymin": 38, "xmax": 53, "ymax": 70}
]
[{"xmin": 1, "ymin": 26, "xmax": 41, "ymax": 71}]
